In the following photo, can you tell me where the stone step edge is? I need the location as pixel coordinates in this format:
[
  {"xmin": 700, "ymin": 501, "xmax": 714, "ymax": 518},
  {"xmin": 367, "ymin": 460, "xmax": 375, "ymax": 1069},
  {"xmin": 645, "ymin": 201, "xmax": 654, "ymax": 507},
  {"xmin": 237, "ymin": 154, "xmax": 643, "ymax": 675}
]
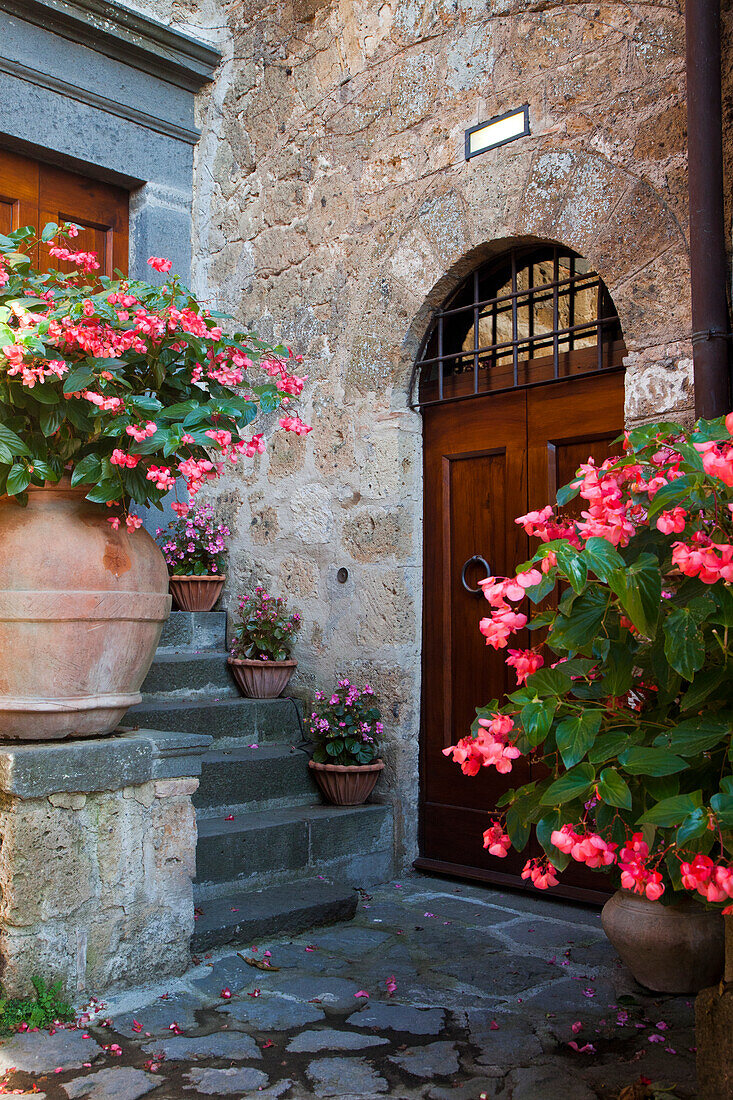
[
  {"xmin": 195, "ymin": 800, "xmax": 389, "ymax": 836},
  {"xmin": 191, "ymin": 879, "xmax": 358, "ymax": 953}
]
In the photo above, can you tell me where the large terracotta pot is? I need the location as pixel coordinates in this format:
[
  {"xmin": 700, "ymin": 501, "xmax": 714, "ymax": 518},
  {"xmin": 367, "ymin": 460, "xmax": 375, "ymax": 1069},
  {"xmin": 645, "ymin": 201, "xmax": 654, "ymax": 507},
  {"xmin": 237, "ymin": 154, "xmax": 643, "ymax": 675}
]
[
  {"xmin": 0, "ymin": 479, "xmax": 171, "ymax": 740},
  {"xmin": 228, "ymin": 656, "xmax": 296, "ymax": 698},
  {"xmin": 169, "ymin": 575, "xmax": 225, "ymax": 612},
  {"xmin": 601, "ymin": 888, "xmax": 724, "ymax": 993},
  {"xmin": 309, "ymin": 759, "xmax": 384, "ymax": 806}
]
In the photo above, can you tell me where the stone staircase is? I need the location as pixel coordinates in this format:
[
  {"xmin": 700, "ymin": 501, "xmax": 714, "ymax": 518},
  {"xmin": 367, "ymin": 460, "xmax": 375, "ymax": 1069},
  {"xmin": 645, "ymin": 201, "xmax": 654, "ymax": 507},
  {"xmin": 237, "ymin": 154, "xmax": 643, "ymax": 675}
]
[{"xmin": 129, "ymin": 611, "xmax": 394, "ymax": 952}]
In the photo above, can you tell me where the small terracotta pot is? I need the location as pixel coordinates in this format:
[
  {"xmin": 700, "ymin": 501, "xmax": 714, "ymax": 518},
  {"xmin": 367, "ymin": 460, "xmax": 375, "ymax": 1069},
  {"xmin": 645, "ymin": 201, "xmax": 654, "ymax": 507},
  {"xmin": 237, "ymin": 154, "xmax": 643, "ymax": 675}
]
[
  {"xmin": 309, "ymin": 759, "xmax": 384, "ymax": 806},
  {"xmin": 601, "ymin": 888, "xmax": 724, "ymax": 993},
  {"xmin": 227, "ymin": 657, "xmax": 297, "ymax": 698},
  {"xmin": 169, "ymin": 575, "xmax": 225, "ymax": 612}
]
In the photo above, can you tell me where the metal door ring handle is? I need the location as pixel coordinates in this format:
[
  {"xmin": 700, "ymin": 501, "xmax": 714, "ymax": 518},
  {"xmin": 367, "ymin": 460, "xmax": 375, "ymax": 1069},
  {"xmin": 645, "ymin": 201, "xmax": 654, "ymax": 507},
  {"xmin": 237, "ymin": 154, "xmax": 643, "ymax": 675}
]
[{"xmin": 461, "ymin": 555, "xmax": 491, "ymax": 596}]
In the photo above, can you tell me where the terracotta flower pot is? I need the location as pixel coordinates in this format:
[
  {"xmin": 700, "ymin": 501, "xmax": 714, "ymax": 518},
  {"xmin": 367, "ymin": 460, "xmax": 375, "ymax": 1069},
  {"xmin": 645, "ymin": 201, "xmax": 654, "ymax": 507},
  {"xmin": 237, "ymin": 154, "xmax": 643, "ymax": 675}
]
[
  {"xmin": 308, "ymin": 759, "xmax": 385, "ymax": 806},
  {"xmin": 601, "ymin": 888, "xmax": 724, "ymax": 993},
  {"xmin": 169, "ymin": 574, "xmax": 225, "ymax": 612},
  {"xmin": 227, "ymin": 657, "xmax": 297, "ymax": 698},
  {"xmin": 0, "ymin": 478, "xmax": 171, "ymax": 740}
]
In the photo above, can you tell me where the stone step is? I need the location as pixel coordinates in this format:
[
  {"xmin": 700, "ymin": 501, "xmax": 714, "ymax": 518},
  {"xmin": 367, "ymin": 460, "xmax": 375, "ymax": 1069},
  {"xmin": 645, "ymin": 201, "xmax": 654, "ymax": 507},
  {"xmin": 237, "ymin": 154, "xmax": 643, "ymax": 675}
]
[
  {"xmin": 194, "ymin": 744, "xmax": 318, "ymax": 811},
  {"xmin": 141, "ymin": 650, "xmax": 236, "ymax": 696},
  {"xmin": 195, "ymin": 802, "xmax": 394, "ymax": 889},
  {"xmin": 127, "ymin": 696, "xmax": 303, "ymax": 744},
  {"xmin": 191, "ymin": 879, "xmax": 358, "ymax": 953},
  {"xmin": 159, "ymin": 610, "xmax": 227, "ymax": 651}
]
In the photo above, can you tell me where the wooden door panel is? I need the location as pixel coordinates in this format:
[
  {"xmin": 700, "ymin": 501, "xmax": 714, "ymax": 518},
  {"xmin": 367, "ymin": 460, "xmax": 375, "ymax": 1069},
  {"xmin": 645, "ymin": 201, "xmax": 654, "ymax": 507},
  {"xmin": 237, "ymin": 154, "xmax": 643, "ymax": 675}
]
[
  {"xmin": 0, "ymin": 149, "xmax": 128, "ymax": 276},
  {"xmin": 419, "ymin": 369, "xmax": 626, "ymax": 903},
  {"xmin": 421, "ymin": 391, "xmax": 529, "ymax": 878}
]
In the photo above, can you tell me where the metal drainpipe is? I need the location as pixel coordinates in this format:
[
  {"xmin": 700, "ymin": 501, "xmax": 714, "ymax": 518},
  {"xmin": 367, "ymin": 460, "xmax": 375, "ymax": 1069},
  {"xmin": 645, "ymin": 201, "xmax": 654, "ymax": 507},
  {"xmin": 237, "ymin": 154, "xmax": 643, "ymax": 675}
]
[{"xmin": 685, "ymin": 0, "xmax": 732, "ymax": 418}]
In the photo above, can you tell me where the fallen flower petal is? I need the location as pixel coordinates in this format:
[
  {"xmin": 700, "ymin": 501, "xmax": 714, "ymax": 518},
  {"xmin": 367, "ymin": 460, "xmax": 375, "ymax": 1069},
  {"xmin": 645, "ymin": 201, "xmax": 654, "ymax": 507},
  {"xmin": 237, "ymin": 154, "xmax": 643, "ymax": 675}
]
[
  {"xmin": 354, "ymin": 990, "xmax": 370, "ymax": 998},
  {"xmin": 220, "ymin": 988, "xmax": 232, "ymax": 999}
]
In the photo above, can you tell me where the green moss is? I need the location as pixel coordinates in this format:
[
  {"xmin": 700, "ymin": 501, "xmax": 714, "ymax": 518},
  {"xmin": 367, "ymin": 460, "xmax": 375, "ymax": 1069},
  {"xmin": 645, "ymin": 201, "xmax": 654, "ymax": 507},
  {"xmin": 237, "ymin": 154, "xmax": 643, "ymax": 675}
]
[{"xmin": 0, "ymin": 977, "xmax": 73, "ymax": 1034}]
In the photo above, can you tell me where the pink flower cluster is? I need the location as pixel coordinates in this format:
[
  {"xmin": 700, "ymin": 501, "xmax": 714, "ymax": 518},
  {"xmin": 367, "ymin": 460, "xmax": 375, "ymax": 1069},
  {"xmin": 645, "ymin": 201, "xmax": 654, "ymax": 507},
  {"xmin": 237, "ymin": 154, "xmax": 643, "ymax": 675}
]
[
  {"xmin": 476, "ymin": 571, "xmax": 542, "ymax": 650},
  {"xmin": 279, "ymin": 415, "xmax": 312, "ymax": 436},
  {"xmin": 483, "ymin": 821, "xmax": 511, "ymax": 858},
  {"xmin": 110, "ymin": 449, "xmax": 141, "ymax": 468},
  {"xmin": 551, "ymin": 825, "xmax": 617, "ymax": 869},
  {"xmin": 442, "ymin": 714, "xmax": 521, "ymax": 776},
  {"xmin": 671, "ymin": 533, "xmax": 733, "ymax": 584},
  {"xmin": 681, "ymin": 854, "xmax": 733, "ymax": 906},
  {"xmin": 505, "ymin": 648, "xmax": 544, "ymax": 685},
  {"xmin": 618, "ymin": 833, "xmax": 664, "ymax": 901},
  {"xmin": 48, "ymin": 245, "xmax": 100, "ymax": 272},
  {"xmin": 147, "ymin": 256, "xmax": 172, "ymax": 273},
  {"xmin": 521, "ymin": 858, "xmax": 559, "ymax": 890},
  {"xmin": 1, "ymin": 344, "xmax": 67, "ymax": 388}
]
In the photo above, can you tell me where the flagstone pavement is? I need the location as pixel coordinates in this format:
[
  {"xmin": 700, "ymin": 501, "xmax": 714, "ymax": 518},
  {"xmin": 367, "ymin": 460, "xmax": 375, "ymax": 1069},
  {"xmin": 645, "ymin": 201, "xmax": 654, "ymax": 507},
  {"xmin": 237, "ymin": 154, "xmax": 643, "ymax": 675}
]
[{"xmin": 0, "ymin": 875, "xmax": 697, "ymax": 1099}]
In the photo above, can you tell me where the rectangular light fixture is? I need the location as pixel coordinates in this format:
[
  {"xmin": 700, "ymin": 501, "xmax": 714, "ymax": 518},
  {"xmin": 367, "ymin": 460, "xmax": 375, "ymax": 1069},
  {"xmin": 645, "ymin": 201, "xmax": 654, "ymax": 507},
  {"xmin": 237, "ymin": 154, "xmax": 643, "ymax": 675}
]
[{"xmin": 465, "ymin": 105, "xmax": 530, "ymax": 160}]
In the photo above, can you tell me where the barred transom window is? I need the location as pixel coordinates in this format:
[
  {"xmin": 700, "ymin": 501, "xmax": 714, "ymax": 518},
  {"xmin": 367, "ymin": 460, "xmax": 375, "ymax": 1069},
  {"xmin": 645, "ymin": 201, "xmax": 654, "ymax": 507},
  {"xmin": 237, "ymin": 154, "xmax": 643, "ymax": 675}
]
[{"xmin": 412, "ymin": 245, "xmax": 626, "ymax": 407}]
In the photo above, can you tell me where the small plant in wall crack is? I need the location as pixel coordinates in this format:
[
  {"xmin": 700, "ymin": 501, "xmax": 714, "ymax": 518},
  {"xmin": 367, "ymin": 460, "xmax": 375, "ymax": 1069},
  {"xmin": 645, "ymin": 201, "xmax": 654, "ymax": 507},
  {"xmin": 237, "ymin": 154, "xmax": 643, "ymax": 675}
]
[{"xmin": 0, "ymin": 976, "xmax": 73, "ymax": 1034}]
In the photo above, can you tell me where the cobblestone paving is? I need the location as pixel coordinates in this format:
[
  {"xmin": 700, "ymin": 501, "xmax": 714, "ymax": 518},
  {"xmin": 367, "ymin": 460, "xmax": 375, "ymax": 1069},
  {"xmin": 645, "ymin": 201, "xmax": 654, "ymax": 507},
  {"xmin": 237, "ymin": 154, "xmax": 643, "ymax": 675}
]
[{"xmin": 0, "ymin": 876, "xmax": 697, "ymax": 1098}]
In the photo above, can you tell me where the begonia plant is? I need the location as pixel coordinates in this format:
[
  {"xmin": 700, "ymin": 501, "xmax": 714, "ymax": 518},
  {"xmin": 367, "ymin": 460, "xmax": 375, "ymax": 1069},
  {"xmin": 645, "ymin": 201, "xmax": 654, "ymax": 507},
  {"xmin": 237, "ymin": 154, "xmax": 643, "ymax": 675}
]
[
  {"xmin": 308, "ymin": 679, "xmax": 383, "ymax": 766},
  {"xmin": 156, "ymin": 502, "xmax": 229, "ymax": 576},
  {"xmin": 0, "ymin": 223, "xmax": 311, "ymax": 528},
  {"xmin": 445, "ymin": 415, "xmax": 733, "ymax": 909},
  {"xmin": 230, "ymin": 587, "xmax": 301, "ymax": 662}
]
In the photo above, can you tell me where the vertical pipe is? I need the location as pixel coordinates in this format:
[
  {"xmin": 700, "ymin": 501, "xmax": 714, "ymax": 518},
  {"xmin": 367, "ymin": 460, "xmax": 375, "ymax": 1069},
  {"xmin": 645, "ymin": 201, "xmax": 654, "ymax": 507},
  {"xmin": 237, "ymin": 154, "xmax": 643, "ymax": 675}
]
[{"xmin": 686, "ymin": 0, "xmax": 731, "ymax": 417}]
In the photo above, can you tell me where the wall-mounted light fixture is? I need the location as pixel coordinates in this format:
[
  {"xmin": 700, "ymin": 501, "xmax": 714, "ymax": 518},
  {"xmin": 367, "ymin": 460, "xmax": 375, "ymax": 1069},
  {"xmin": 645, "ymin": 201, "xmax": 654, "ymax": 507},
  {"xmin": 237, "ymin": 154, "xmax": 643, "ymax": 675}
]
[{"xmin": 465, "ymin": 104, "xmax": 530, "ymax": 160}]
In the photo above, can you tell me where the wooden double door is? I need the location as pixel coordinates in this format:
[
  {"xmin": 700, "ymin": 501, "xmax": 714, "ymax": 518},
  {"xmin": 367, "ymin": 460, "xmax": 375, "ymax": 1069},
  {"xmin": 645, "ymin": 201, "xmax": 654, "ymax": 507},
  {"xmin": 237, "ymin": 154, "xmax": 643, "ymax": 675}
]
[{"xmin": 417, "ymin": 370, "xmax": 625, "ymax": 903}]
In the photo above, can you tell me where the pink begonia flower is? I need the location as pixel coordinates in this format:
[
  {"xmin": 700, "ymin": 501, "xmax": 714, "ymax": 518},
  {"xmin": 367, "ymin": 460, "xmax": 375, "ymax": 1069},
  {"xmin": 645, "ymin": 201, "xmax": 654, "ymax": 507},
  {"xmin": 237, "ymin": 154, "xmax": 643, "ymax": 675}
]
[{"xmin": 147, "ymin": 256, "xmax": 172, "ymax": 273}]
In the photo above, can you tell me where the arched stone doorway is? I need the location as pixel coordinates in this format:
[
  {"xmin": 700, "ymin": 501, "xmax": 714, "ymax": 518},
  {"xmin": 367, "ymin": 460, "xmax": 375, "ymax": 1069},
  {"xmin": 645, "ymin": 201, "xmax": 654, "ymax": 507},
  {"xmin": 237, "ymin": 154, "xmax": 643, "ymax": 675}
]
[{"xmin": 413, "ymin": 242, "xmax": 626, "ymax": 903}]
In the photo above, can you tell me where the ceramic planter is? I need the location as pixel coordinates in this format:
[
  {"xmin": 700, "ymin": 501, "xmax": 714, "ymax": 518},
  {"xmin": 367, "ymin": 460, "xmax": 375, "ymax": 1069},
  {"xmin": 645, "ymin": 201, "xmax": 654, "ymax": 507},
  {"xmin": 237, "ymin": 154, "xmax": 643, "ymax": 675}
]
[
  {"xmin": 228, "ymin": 656, "xmax": 297, "ymax": 698},
  {"xmin": 309, "ymin": 759, "xmax": 385, "ymax": 806},
  {"xmin": 0, "ymin": 478, "xmax": 171, "ymax": 740},
  {"xmin": 169, "ymin": 574, "xmax": 225, "ymax": 612},
  {"xmin": 601, "ymin": 888, "xmax": 725, "ymax": 993}
]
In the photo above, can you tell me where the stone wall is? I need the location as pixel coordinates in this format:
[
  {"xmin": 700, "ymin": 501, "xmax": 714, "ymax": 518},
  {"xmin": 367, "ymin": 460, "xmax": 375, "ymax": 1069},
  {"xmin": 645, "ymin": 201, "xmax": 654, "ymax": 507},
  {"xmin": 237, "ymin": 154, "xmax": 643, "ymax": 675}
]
[
  {"xmin": 126, "ymin": 0, "xmax": 731, "ymax": 869},
  {"xmin": 0, "ymin": 730, "xmax": 209, "ymax": 997}
]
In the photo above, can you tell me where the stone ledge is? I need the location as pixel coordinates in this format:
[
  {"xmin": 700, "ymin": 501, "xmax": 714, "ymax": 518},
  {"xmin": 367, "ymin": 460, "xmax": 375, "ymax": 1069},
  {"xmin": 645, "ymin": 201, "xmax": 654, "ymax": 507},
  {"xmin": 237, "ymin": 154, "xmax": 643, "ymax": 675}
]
[{"xmin": 0, "ymin": 727, "xmax": 213, "ymax": 799}]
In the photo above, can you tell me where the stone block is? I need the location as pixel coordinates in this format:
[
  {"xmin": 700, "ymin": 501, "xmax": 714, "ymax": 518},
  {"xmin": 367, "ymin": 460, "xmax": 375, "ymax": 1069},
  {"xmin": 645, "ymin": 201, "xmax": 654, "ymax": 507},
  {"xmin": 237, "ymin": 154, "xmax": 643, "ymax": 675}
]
[
  {"xmin": 0, "ymin": 732, "xmax": 202, "ymax": 997},
  {"xmin": 309, "ymin": 805, "xmax": 393, "ymax": 863}
]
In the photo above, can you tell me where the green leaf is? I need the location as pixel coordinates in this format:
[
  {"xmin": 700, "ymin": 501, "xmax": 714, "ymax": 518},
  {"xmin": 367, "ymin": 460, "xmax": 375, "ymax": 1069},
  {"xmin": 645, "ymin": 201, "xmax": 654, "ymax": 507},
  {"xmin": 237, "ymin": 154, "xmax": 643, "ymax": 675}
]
[
  {"xmin": 549, "ymin": 587, "xmax": 608, "ymax": 652},
  {"xmin": 62, "ymin": 365, "xmax": 95, "ymax": 394},
  {"xmin": 597, "ymin": 767, "xmax": 632, "ymax": 810},
  {"xmin": 506, "ymin": 804, "xmax": 531, "ymax": 852},
  {"xmin": 0, "ymin": 442, "xmax": 12, "ymax": 465},
  {"xmin": 536, "ymin": 811, "xmax": 570, "ymax": 871},
  {"xmin": 85, "ymin": 479, "xmax": 121, "ymax": 504},
  {"xmin": 600, "ymin": 643, "xmax": 634, "ymax": 697},
  {"xmin": 618, "ymin": 747, "xmax": 687, "ymax": 776},
  {"xmin": 29, "ymin": 460, "xmax": 57, "ymax": 483},
  {"xmin": 41, "ymin": 222, "xmax": 59, "ymax": 242},
  {"xmin": 653, "ymin": 716, "xmax": 730, "ymax": 756},
  {"xmin": 555, "ymin": 543, "xmax": 588, "ymax": 594},
  {"xmin": 540, "ymin": 763, "xmax": 596, "ymax": 806},
  {"xmin": 70, "ymin": 454, "xmax": 103, "ymax": 487},
  {"xmin": 6, "ymin": 464, "xmax": 30, "ymax": 495},
  {"xmin": 638, "ymin": 792, "xmax": 702, "ymax": 827},
  {"xmin": 710, "ymin": 793, "xmax": 733, "ymax": 828},
  {"xmin": 663, "ymin": 606, "xmax": 705, "ymax": 682},
  {"xmin": 519, "ymin": 700, "xmax": 556, "ymax": 749},
  {"xmin": 676, "ymin": 808, "xmax": 709, "ymax": 846},
  {"xmin": 646, "ymin": 474, "xmax": 698, "ymax": 521},
  {"xmin": 39, "ymin": 405, "xmax": 65, "ymax": 437},
  {"xmin": 610, "ymin": 552, "xmax": 661, "ymax": 637},
  {"xmin": 523, "ymin": 666, "xmax": 574, "ymax": 697},
  {"xmin": 582, "ymin": 537, "xmax": 626, "ymax": 583},
  {"xmin": 588, "ymin": 729, "xmax": 641, "ymax": 765},
  {"xmin": 555, "ymin": 479, "xmax": 581, "ymax": 506},
  {"xmin": 0, "ymin": 423, "xmax": 29, "ymax": 455},
  {"xmin": 555, "ymin": 710, "xmax": 603, "ymax": 769},
  {"xmin": 680, "ymin": 667, "xmax": 727, "ymax": 713}
]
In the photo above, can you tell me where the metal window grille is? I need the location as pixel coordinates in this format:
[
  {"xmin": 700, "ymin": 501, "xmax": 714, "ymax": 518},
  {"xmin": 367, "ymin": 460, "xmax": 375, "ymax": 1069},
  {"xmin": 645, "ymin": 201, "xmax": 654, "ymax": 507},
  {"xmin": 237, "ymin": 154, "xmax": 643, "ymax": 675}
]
[{"xmin": 410, "ymin": 245, "xmax": 626, "ymax": 409}]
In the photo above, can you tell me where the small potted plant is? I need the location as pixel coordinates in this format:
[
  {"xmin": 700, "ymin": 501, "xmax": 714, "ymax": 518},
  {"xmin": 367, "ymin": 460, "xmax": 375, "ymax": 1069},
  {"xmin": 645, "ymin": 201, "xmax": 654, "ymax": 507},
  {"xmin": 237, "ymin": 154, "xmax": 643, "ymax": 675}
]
[
  {"xmin": 307, "ymin": 679, "xmax": 384, "ymax": 805},
  {"xmin": 156, "ymin": 503, "xmax": 229, "ymax": 612},
  {"xmin": 444, "ymin": 414, "xmax": 733, "ymax": 993},
  {"xmin": 228, "ymin": 587, "xmax": 301, "ymax": 698}
]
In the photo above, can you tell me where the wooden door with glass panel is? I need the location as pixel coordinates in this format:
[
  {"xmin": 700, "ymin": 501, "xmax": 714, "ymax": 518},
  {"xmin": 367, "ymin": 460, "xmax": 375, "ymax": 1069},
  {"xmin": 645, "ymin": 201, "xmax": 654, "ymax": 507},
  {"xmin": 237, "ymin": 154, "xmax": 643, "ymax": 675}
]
[{"xmin": 416, "ymin": 245, "xmax": 626, "ymax": 903}]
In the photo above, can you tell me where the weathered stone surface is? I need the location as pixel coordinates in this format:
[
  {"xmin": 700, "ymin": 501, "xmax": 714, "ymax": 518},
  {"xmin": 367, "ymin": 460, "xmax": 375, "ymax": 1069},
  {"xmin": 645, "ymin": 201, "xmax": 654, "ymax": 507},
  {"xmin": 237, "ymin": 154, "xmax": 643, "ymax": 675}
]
[
  {"xmin": 287, "ymin": 1028, "xmax": 389, "ymax": 1052},
  {"xmin": 63, "ymin": 1067, "xmax": 159, "ymax": 1100},
  {"xmin": 113, "ymin": 992, "xmax": 203, "ymax": 1038},
  {"xmin": 506, "ymin": 1064, "xmax": 597, "ymax": 1100},
  {"xmin": 184, "ymin": 1066, "xmax": 269, "ymax": 1094},
  {"xmin": 145, "ymin": 1030, "xmax": 260, "ymax": 1060},
  {"xmin": 217, "ymin": 994, "xmax": 326, "ymax": 1030},
  {"xmin": 305, "ymin": 1056, "xmax": 388, "ymax": 1096},
  {"xmin": 389, "ymin": 1040, "xmax": 460, "ymax": 1079},
  {"xmin": 348, "ymin": 1003, "xmax": 444, "ymax": 1034},
  {"xmin": 269, "ymin": 975, "xmax": 371, "ymax": 1016},
  {"xmin": 0, "ymin": 1030, "xmax": 101, "ymax": 1074}
]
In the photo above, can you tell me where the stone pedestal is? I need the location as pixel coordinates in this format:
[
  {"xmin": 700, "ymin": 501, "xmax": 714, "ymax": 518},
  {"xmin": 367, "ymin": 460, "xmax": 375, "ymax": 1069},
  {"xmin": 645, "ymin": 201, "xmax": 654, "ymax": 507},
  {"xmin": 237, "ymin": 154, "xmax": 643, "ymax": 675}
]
[{"xmin": 0, "ymin": 727, "xmax": 211, "ymax": 997}]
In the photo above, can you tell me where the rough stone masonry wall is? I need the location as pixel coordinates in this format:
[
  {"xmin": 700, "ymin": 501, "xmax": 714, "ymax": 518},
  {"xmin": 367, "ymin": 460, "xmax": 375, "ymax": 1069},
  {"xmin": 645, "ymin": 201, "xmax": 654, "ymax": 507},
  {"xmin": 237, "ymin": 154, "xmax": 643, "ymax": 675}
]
[{"xmin": 126, "ymin": 0, "xmax": 732, "ymax": 870}]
